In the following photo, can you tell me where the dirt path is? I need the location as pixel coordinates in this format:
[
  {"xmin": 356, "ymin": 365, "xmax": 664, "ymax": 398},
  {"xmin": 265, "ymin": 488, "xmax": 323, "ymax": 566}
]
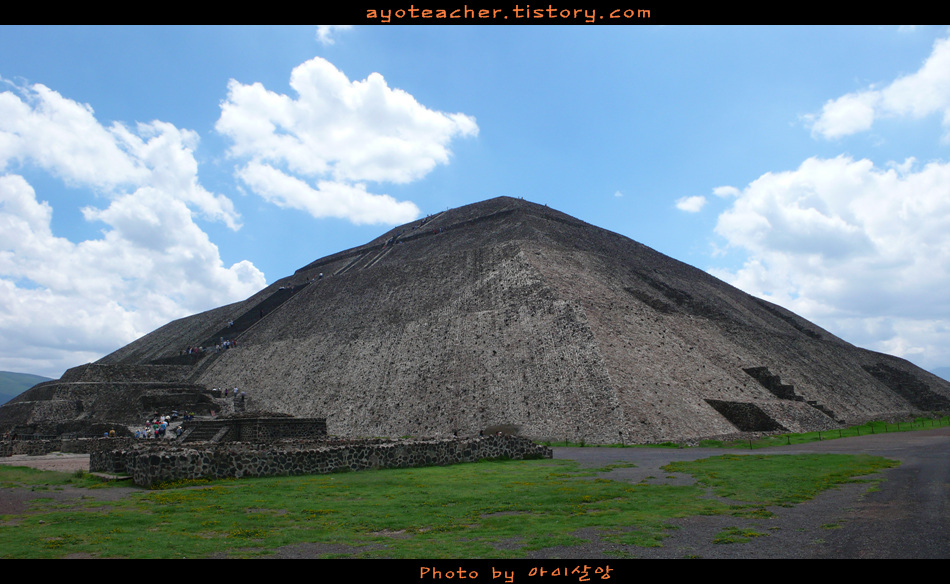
[{"xmin": 544, "ymin": 426, "xmax": 950, "ymax": 558}]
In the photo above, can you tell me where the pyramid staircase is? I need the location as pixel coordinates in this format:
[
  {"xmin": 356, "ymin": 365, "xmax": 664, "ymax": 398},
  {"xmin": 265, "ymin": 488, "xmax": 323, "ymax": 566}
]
[
  {"xmin": 200, "ymin": 282, "xmax": 310, "ymax": 348},
  {"xmin": 334, "ymin": 250, "xmax": 371, "ymax": 275},
  {"xmin": 743, "ymin": 366, "xmax": 843, "ymax": 423},
  {"xmin": 147, "ymin": 282, "xmax": 311, "ymax": 380}
]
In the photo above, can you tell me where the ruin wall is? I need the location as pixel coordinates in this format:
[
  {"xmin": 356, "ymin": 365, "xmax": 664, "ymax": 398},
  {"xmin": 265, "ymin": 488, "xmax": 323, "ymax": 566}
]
[
  {"xmin": 90, "ymin": 435, "xmax": 551, "ymax": 487},
  {"xmin": 1, "ymin": 437, "xmax": 136, "ymax": 457}
]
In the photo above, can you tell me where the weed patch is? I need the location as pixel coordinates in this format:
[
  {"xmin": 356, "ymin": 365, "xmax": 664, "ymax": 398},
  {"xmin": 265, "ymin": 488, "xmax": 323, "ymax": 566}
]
[{"xmin": 713, "ymin": 526, "xmax": 768, "ymax": 544}]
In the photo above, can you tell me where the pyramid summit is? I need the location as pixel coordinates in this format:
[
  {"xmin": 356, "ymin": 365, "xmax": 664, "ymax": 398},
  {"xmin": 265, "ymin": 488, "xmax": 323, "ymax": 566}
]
[{"xmin": 4, "ymin": 196, "xmax": 950, "ymax": 442}]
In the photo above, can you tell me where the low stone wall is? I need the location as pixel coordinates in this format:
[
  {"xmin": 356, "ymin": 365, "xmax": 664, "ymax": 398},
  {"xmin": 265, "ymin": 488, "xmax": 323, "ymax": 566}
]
[
  {"xmin": 0, "ymin": 440, "xmax": 61, "ymax": 457},
  {"xmin": 1, "ymin": 437, "xmax": 137, "ymax": 457},
  {"xmin": 91, "ymin": 435, "xmax": 551, "ymax": 487}
]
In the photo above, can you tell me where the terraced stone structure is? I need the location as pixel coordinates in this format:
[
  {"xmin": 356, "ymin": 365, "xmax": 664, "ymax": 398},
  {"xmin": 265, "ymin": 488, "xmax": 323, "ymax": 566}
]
[
  {"xmin": 4, "ymin": 197, "xmax": 950, "ymax": 443},
  {"xmin": 177, "ymin": 414, "xmax": 327, "ymax": 443},
  {"xmin": 0, "ymin": 364, "xmax": 217, "ymax": 438}
]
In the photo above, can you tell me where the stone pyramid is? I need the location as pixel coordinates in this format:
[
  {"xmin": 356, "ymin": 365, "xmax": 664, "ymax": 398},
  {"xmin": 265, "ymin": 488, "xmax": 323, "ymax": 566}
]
[{"xmin": 5, "ymin": 197, "xmax": 950, "ymax": 442}]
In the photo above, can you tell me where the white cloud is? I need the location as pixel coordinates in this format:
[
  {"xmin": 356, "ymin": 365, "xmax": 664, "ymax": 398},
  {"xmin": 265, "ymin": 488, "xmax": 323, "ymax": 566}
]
[
  {"xmin": 807, "ymin": 91, "xmax": 880, "ymax": 139},
  {"xmin": 216, "ymin": 57, "xmax": 478, "ymax": 224},
  {"xmin": 807, "ymin": 33, "xmax": 950, "ymax": 140},
  {"xmin": 0, "ymin": 81, "xmax": 242, "ymax": 229},
  {"xmin": 0, "ymin": 82, "xmax": 266, "ymax": 377},
  {"xmin": 675, "ymin": 195, "xmax": 706, "ymax": 213},
  {"xmin": 712, "ymin": 155, "xmax": 950, "ymax": 368},
  {"xmin": 316, "ymin": 25, "xmax": 353, "ymax": 46},
  {"xmin": 0, "ymin": 82, "xmax": 146, "ymax": 186},
  {"xmin": 712, "ymin": 186, "xmax": 741, "ymax": 198},
  {"xmin": 111, "ymin": 120, "xmax": 242, "ymax": 229},
  {"xmin": 237, "ymin": 161, "xmax": 419, "ymax": 225}
]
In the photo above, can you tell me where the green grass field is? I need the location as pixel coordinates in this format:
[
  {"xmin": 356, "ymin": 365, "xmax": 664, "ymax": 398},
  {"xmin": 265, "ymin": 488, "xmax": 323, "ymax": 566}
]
[{"xmin": 0, "ymin": 453, "xmax": 898, "ymax": 558}]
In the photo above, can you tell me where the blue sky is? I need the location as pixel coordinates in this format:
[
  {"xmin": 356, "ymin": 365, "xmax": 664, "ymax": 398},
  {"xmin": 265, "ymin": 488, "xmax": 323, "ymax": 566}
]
[{"xmin": 2, "ymin": 25, "xmax": 950, "ymax": 379}]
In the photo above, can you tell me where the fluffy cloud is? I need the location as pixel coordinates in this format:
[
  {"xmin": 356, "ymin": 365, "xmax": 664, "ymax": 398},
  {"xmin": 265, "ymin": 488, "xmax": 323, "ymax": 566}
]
[
  {"xmin": 711, "ymin": 155, "xmax": 950, "ymax": 367},
  {"xmin": 807, "ymin": 33, "xmax": 950, "ymax": 140},
  {"xmin": 315, "ymin": 25, "xmax": 353, "ymax": 46},
  {"xmin": 675, "ymin": 195, "xmax": 706, "ymax": 212},
  {"xmin": 216, "ymin": 57, "xmax": 478, "ymax": 224},
  {"xmin": 0, "ymin": 82, "xmax": 241, "ymax": 229},
  {"xmin": 0, "ymin": 82, "xmax": 265, "ymax": 377},
  {"xmin": 0, "ymin": 82, "xmax": 146, "ymax": 186},
  {"xmin": 237, "ymin": 162, "xmax": 420, "ymax": 225}
]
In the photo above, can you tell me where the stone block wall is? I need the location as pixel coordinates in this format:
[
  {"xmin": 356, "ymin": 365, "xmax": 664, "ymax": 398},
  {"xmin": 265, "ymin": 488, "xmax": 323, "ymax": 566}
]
[
  {"xmin": 181, "ymin": 417, "xmax": 326, "ymax": 442},
  {"xmin": 60, "ymin": 363, "xmax": 192, "ymax": 383},
  {"xmin": 0, "ymin": 439, "xmax": 61, "ymax": 457},
  {"xmin": 1, "ymin": 437, "xmax": 138, "ymax": 457},
  {"xmin": 235, "ymin": 417, "xmax": 326, "ymax": 441},
  {"xmin": 91, "ymin": 435, "xmax": 551, "ymax": 487}
]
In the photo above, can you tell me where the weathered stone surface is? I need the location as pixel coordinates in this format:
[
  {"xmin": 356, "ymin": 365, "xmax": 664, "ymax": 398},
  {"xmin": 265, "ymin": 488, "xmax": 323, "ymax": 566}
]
[
  {"xmin": 4, "ymin": 197, "xmax": 950, "ymax": 442},
  {"xmin": 89, "ymin": 435, "xmax": 551, "ymax": 487}
]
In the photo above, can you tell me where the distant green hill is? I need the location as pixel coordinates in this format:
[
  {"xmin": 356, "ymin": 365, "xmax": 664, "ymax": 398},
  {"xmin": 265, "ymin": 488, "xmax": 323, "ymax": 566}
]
[{"xmin": 0, "ymin": 371, "xmax": 52, "ymax": 405}]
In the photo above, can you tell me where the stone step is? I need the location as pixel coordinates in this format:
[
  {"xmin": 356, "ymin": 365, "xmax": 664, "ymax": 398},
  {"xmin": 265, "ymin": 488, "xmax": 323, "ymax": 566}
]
[
  {"xmin": 335, "ymin": 250, "xmax": 371, "ymax": 275},
  {"xmin": 744, "ymin": 366, "xmax": 838, "ymax": 421},
  {"xmin": 363, "ymin": 245, "xmax": 394, "ymax": 270},
  {"xmin": 200, "ymin": 283, "xmax": 310, "ymax": 348}
]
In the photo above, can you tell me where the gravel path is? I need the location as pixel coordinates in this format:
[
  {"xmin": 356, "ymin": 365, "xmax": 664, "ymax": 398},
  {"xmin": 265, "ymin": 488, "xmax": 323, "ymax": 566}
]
[
  {"xmin": 1, "ymin": 427, "xmax": 947, "ymax": 558},
  {"xmin": 540, "ymin": 426, "xmax": 950, "ymax": 558}
]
